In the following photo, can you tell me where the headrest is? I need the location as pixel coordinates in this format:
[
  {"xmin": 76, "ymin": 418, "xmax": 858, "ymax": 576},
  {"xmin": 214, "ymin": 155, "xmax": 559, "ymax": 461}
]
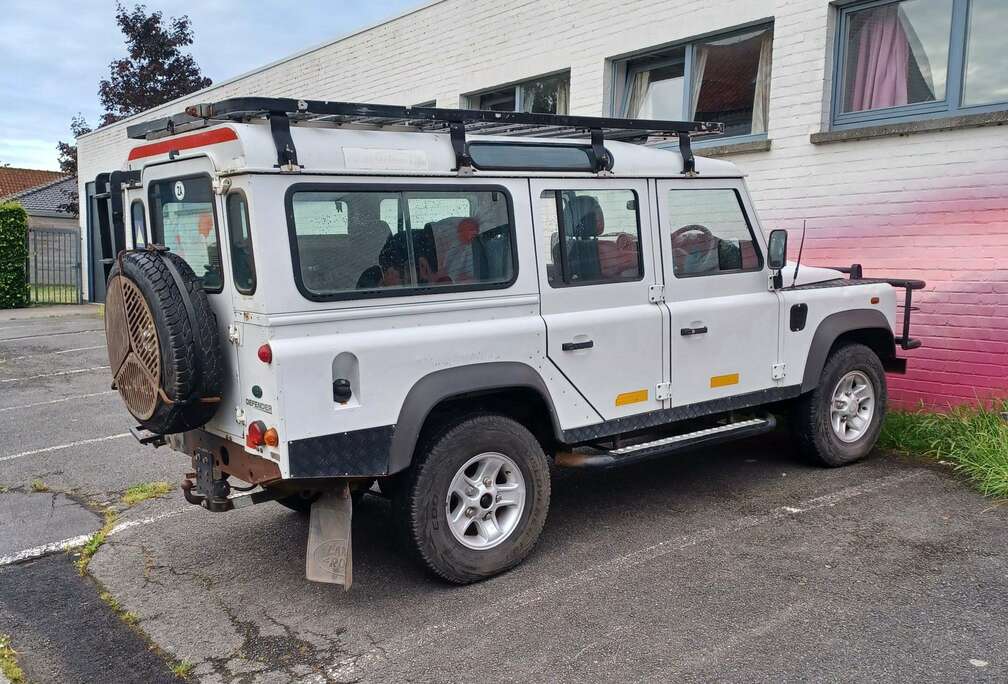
[{"xmin": 569, "ymin": 195, "xmax": 604, "ymax": 238}]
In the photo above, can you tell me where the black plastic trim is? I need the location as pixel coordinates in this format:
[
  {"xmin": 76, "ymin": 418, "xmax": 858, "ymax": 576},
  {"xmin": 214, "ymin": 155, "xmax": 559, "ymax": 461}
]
[
  {"xmin": 561, "ymin": 385, "xmax": 802, "ymax": 444},
  {"xmin": 800, "ymin": 309, "xmax": 894, "ymax": 392},
  {"xmin": 288, "ymin": 425, "xmax": 394, "ymax": 478}
]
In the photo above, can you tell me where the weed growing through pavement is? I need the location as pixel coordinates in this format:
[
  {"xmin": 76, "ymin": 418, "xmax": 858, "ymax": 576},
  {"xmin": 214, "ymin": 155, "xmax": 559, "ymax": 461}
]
[
  {"xmin": 75, "ymin": 508, "xmax": 118, "ymax": 575},
  {"xmin": 30, "ymin": 479, "xmax": 49, "ymax": 493},
  {"xmin": 121, "ymin": 481, "xmax": 172, "ymax": 506},
  {"xmin": 881, "ymin": 399, "xmax": 1008, "ymax": 498},
  {"xmin": 0, "ymin": 634, "xmax": 25, "ymax": 683},
  {"xmin": 170, "ymin": 660, "xmax": 194, "ymax": 679}
]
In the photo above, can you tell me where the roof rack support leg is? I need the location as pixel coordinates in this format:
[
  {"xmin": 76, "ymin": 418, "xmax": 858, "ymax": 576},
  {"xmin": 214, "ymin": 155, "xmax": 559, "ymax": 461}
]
[
  {"xmin": 678, "ymin": 131, "xmax": 697, "ymax": 176},
  {"xmin": 589, "ymin": 128, "xmax": 612, "ymax": 174},
  {"xmin": 450, "ymin": 123, "xmax": 472, "ymax": 176},
  {"xmin": 268, "ymin": 112, "xmax": 300, "ymax": 170}
]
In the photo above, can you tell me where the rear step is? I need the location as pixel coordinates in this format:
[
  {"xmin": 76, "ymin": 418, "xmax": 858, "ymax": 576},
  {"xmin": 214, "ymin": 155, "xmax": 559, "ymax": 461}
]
[{"xmin": 555, "ymin": 416, "xmax": 776, "ymax": 469}]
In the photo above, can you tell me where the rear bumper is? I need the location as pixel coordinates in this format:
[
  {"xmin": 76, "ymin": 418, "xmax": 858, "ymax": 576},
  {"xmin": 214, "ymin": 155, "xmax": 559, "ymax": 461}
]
[{"xmin": 168, "ymin": 429, "xmax": 282, "ymax": 486}]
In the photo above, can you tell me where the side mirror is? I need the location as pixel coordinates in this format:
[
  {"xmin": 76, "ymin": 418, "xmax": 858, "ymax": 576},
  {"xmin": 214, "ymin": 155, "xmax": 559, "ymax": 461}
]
[{"xmin": 767, "ymin": 229, "xmax": 788, "ymax": 271}]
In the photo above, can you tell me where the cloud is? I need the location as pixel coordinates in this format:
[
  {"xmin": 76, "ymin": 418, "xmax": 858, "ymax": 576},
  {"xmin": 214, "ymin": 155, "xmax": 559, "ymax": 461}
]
[{"xmin": 3, "ymin": 0, "xmax": 422, "ymax": 169}]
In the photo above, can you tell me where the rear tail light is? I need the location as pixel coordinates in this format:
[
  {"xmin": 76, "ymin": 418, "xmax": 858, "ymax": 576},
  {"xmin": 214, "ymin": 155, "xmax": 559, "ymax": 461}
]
[
  {"xmin": 264, "ymin": 427, "xmax": 279, "ymax": 447},
  {"xmin": 246, "ymin": 420, "xmax": 267, "ymax": 448},
  {"xmin": 257, "ymin": 344, "xmax": 272, "ymax": 364}
]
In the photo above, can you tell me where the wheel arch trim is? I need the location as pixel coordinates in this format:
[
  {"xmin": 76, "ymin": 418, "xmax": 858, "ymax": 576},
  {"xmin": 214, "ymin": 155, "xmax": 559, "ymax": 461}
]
[{"xmin": 801, "ymin": 309, "xmax": 896, "ymax": 393}]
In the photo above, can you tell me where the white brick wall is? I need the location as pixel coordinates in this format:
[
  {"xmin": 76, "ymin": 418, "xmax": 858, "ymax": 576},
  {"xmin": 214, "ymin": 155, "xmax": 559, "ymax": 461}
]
[{"xmin": 79, "ymin": 0, "xmax": 1008, "ymax": 406}]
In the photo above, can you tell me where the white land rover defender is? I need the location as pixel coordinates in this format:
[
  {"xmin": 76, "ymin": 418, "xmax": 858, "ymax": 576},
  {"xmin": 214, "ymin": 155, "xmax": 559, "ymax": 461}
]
[{"xmin": 95, "ymin": 99, "xmax": 923, "ymax": 586}]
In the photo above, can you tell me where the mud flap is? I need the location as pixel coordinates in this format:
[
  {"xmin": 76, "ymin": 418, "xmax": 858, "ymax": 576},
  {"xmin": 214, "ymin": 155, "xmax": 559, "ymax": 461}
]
[{"xmin": 305, "ymin": 484, "xmax": 353, "ymax": 588}]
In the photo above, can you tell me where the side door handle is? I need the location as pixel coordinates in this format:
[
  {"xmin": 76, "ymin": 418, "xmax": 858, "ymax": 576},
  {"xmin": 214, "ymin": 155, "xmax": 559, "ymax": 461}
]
[
  {"xmin": 680, "ymin": 326, "xmax": 708, "ymax": 336},
  {"xmin": 561, "ymin": 340, "xmax": 594, "ymax": 351}
]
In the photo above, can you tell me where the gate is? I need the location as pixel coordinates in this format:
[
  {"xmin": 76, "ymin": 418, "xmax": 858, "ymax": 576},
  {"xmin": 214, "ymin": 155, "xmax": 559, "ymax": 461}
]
[{"xmin": 27, "ymin": 228, "xmax": 83, "ymax": 305}]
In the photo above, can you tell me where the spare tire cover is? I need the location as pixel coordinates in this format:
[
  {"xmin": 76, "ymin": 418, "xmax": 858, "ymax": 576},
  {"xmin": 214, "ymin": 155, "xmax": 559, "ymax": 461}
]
[{"xmin": 105, "ymin": 250, "xmax": 224, "ymax": 434}]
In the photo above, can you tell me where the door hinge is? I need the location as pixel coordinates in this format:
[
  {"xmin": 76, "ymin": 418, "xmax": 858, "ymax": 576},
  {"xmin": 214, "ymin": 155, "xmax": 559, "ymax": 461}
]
[
  {"xmin": 212, "ymin": 177, "xmax": 232, "ymax": 195},
  {"xmin": 234, "ymin": 407, "xmax": 246, "ymax": 426},
  {"xmin": 227, "ymin": 324, "xmax": 241, "ymax": 345},
  {"xmin": 649, "ymin": 284, "xmax": 665, "ymax": 303},
  {"xmin": 772, "ymin": 363, "xmax": 786, "ymax": 380},
  {"xmin": 655, "ymin": 382, "xmax": 671, "ymax": 401}
]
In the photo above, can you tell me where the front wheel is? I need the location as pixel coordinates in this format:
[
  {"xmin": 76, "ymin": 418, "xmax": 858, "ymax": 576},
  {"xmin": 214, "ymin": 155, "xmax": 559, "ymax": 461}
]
[
  {"xmin": 793, "ymin": 343, "xmax": 887, "ymax": 467},
  {"xmin": 394, "ymin": 414, "xmax": 551, "ymax": 584}
]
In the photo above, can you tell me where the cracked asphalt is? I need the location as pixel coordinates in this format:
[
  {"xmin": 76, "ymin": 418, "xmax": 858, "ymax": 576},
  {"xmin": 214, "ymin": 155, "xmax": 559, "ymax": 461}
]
[{"xmin": 1, "ymin": 306, "xmax": 1006, "ymax": 683}]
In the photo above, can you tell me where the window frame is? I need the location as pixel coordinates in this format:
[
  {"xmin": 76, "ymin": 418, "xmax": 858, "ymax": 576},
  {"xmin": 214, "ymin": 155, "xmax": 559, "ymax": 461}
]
[
  {"xmin": 611, "ymin": 21, "xmax": 775, "ymax": 148},
  {"xmin": 225, "ymin": 190, "xmax": 257, "ymax": 296},
  {"xmin": 284, "ymin": 183, "xmax": 519, "ymax": 303},
  {"xmin": 466, "ymin": 70, "xmax": 571, "ymax": 114},
  {"xmin": 666, "ymin": 187, "xmax": 765, "ymax": 279},
  {"xmin": 130, "ymin": 199, "xmax": 147, "ymax": 248},
  {"xmin": 830, "ymin": 0, "xmax": 1007, "ymax": 130},
  {"xmin": 147, "ymin": 173, "xmax": 224, "ymax": 294},
  {"xmin": 542, "ymin": 188, "xmax": 646, "ymax": 289}
]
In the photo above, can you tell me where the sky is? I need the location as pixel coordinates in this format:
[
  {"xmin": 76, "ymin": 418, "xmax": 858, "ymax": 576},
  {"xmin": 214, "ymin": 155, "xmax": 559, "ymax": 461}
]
[{"xmin": 0, "ymin": 0, "xmax": 423, "ymax": 171}]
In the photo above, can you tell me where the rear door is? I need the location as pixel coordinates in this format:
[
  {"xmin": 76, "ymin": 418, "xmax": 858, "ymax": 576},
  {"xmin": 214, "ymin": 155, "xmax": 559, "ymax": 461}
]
[
  {"xmin": 656, "ymin": 179, "xmax": 780, "ymax": 407},
  {"xmin": 145, "ymin": 160, "xmax": 242, "ymax": 438},
  {"xmin": 530, "ymin": 178, "xmax": 665, "ymax": 421}
]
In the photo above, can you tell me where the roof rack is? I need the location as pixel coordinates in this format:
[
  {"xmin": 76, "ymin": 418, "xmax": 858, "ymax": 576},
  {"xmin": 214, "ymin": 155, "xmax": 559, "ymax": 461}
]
[{"xmin": 125, "ymin": 97, "xmax": 725, "ymax": 175}]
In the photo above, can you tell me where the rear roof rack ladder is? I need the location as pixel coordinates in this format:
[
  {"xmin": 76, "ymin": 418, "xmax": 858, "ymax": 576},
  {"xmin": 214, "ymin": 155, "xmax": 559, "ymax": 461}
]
[
  {"xmin": 93, "ymin": 170, "xmax": 141, "ymax": 282},
  {"xmin": 126, "ymin": 98, "xmax": 724, "ymax": 176}
]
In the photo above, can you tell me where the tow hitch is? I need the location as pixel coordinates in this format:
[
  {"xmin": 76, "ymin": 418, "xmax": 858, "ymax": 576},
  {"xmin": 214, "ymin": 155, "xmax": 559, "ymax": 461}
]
[{"xmin": 180, "ymin": 448, "xmax": 280, "ymax": 512}]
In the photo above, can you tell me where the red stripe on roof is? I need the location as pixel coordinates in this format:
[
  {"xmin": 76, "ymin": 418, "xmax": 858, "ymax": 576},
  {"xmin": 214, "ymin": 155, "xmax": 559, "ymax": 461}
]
[{"xmin": 127, "ymin": 127, "xmax": 239, "ymax": 161}]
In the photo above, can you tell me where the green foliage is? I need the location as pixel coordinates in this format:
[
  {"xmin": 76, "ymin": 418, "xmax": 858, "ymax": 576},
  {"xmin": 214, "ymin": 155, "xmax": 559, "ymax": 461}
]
[
  {"xmin": 880, "ymin": 400, "xmax": 1008, "ymax": 498},
  {"xmin": 0, "ymin": 634, "xmax": 25, "ymax": 683},
  {"xmin": 122, "ymin": 481, "xmax": 172, "ymax": 505},
  {"xmin": 0, "ymin": 203, "xmax": 29, "ymax": 309}
]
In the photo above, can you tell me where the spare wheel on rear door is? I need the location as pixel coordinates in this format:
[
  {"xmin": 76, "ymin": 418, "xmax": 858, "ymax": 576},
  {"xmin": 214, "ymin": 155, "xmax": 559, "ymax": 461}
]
[{"xmin": 105, "ymin": 248, "xmax": 224, "ymax": 435}]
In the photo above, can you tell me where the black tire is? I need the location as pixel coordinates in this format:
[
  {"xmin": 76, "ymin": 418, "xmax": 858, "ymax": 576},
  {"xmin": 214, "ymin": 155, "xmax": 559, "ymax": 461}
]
[
  {"xmin": 106, "ymin": 250, "xmax": 223, "ymax": 435},
  {"xmin": 393, "ymin": 414, "xmax": 551, "ymax": 584},
  {"xmin": 793, "ymin": 343, "xmax": 887, "ymax": 467}
]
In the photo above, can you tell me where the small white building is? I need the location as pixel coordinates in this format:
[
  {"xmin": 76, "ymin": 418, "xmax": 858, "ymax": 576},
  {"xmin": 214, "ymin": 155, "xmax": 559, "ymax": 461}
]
[{"xmin": 77, "ymin": 0, "xmax": 1008, "ymax": 407}]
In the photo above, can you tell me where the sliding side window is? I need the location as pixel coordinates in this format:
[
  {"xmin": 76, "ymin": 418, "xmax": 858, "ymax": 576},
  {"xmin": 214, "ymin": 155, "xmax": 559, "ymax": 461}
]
[{"xmin": 288, "ymin": 186, "xmax": 516, "ymax": 300}]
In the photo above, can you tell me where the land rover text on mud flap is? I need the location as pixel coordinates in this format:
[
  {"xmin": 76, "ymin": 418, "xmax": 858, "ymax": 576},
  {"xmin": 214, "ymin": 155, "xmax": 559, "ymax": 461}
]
[{"xmin": 95, "ymin": 99, "xmax": 924, "ymax": 587}]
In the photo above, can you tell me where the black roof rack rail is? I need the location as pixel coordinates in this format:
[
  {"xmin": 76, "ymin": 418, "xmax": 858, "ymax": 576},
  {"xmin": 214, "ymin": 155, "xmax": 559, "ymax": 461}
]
[{"xmin": 125, "ymin": 98, "xmax": 725, "ymax": 175}]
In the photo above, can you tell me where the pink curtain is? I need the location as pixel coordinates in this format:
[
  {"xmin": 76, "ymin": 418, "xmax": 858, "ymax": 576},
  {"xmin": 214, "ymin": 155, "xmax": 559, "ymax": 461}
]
[{"xmin": 850, "ymin": 5, "xmax": 909, "ymax": 111}]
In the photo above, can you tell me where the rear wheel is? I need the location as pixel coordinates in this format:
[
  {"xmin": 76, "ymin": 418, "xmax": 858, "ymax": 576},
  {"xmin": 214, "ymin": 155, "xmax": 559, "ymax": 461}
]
[
  {"xmin": 394, "ymin": 414, "xmax": 551, "ymax": 584},
  {"xmin": 793, "ymin": 343, "xmax": 887, "ymax": 466}
]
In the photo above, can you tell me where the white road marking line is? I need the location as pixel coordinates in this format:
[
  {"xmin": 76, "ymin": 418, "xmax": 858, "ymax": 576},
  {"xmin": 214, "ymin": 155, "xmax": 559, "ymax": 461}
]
[
  {"xmin": 0, "ymin": 328, "xmax": 104, "ymax": 342},
  {"xmin": 0, "ymin": 345, "xmax": 104, "ymax": 363},
  {"xmin": 0, "ymin": 534, "xmax": 94, "ymax": 566},
  {"xmin": 0, "ymin": 366, "xmax": 109, "ymax": 383},
  {"xmin": 0, "ymin": 390, "xmax": 116, "ymax": 413},
  {"xmin": 0, "ymin": 433, "xmax": 131, "ymax": 462},
  {"xmin": 330, "ymin": 469, "xmax": 931, "ymax": 680},
  {"xmin": 0, "ymin": 506, "xmax": 194, "ymax": 567}
]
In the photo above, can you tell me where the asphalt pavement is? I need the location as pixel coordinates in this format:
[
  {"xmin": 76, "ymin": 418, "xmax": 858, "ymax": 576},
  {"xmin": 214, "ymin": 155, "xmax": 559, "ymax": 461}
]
[{"xmin": 0, "ymin": 306, "xmax": 1005, "ymax": 683}]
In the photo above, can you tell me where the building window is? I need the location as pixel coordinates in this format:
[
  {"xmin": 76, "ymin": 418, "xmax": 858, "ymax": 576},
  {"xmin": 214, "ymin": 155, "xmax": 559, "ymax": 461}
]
[
  {"xmin": 469, "ymin": 72, "xmax": 570, "ymax": 114},
  {"xmin": 832, "ymin": 0, "xmax": 1007, "ymax": 128},
  {"xmin": 617, "ymin": 25, "xmax": 773, "ymax": 139}
]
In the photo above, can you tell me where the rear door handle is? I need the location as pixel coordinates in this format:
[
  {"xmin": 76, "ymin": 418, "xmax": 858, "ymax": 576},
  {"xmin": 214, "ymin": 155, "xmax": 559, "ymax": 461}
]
[
  {"xmin": 562, "ymin": 340, "xmax": 594, "ymax": 351},
  {"xmin": 680, "ymin": 326, "xmax": 708, "ymax": 336}
]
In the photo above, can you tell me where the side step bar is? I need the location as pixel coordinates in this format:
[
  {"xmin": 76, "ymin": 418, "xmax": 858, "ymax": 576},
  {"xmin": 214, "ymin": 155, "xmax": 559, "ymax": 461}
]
[{"xmin": 555, "ymin": 416, "xmax": 776, "ymax": 469}]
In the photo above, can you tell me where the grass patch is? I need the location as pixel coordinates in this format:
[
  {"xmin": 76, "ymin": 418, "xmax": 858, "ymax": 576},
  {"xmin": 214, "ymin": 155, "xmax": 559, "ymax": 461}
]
[
  {"xmin": 99, "ymin": 591, "xmax": 139, "ymax": 626},
  {"xmin": 0, "ymin": 634, "xmax": 25, "ymax": 684},
  {"xmin": 30, "ymin": 478, "xmax": 49, "ymax": 493},
  {"xmin": 29, "ymin": 283, "xmax": 79, "ymax": 305},
  {"xmin": 122, "ymin": 481, "xmax": 172, "ymax": 506},
  {"xmin": 170, "ymin": 660, "xmax": 194, "ymax": 679},
  {"xmin": 75, "ymin": 508, "xmax": 118, "ymax": 575},
  {"xmin": 880, "ymin": 400, "xmax": 1008, "ymax": 498}
]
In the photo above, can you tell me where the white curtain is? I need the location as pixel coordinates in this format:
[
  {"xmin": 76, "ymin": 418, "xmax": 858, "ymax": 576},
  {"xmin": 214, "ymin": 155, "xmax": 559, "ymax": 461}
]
[
  {"xmin": 626, "ymin": 70, "xmax": 650, "ymax": 118},
  {"xmin": 554, "ymin": 78, "xmax": 569, "ymax": 114},
  {"xmin": 689, "ymin": 47, "xmax": 709, "ymax": 118},
  {"xmin": 751, "ymin": 30, "xmax": 773, "ymax": 134}
]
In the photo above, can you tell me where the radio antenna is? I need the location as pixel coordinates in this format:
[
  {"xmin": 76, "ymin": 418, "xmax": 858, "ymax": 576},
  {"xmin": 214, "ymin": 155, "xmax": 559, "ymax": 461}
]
[{"xmin": 792, "ymin": 220, "xmax": 807, "ymax": 286}]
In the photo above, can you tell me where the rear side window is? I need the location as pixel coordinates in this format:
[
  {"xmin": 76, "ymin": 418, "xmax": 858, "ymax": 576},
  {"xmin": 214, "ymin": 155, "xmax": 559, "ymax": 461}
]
[
  {"xmin": 130, "ymin": 200, "xmax": 147, "ymax": 248},
  {"xmin": 667, "ymin": 189, "xmax": 762, "ymax": 277},
  {"xmin": 148, "ymin": 177, "xmax": 222, "ymax": 292},
  {"xmin": 287, "ymin": 186, "xmax": 516, "ymax": 300},
  {"xmin": 226, "ymin": 193, "xmax": 256, "ymax": 294},
  {"xmin": 539, "ymin": 189, "xmax": 643, "ymax": 286}
]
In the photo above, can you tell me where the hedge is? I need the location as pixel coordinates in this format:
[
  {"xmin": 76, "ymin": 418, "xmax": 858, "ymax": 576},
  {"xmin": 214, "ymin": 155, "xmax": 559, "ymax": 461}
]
[{"xmin": 0, "ymin": 202, "xmax": 29, "ymax": 309}]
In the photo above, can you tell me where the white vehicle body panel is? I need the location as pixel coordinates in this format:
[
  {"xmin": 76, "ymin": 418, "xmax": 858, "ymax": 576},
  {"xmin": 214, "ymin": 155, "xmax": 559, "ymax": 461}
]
[{"xmin": 118, "ymin": 120, "xmax": 903, "ymax": 481}]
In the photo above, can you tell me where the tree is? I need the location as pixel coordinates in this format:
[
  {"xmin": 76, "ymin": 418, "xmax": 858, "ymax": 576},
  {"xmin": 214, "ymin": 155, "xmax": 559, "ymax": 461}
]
[
  {"xmin": 55, "ymin": 114, "xmax": 92, "ymax": 217},
  {"xmin": 98, "ymin": 3, "xmax": 212, "ymax": 127}
]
